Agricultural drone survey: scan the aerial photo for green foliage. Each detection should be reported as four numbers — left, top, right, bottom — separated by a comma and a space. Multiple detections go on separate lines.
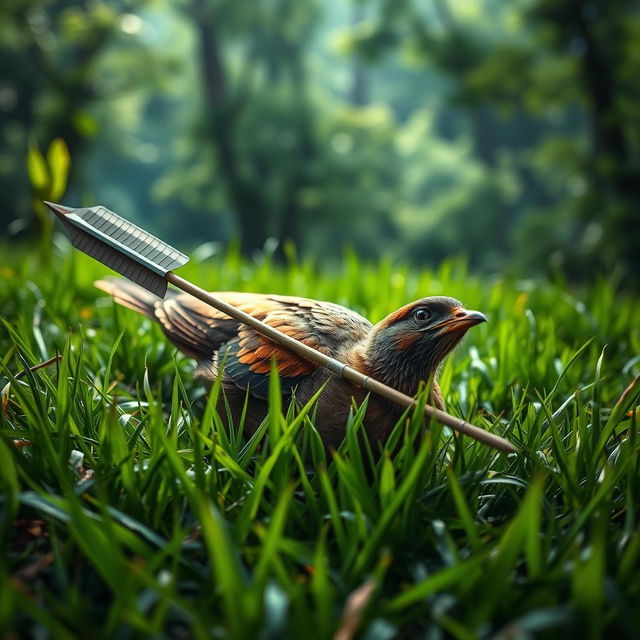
2, 0, 638, 280
347, 0, 640, 278
26, 137, 70, 259
1, 246, 639, 637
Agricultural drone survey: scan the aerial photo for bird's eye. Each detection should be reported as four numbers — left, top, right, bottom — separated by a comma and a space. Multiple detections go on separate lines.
414, 308, 430, 322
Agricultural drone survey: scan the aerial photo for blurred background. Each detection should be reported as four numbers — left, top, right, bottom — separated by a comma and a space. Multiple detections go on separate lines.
1, 0, 638, 281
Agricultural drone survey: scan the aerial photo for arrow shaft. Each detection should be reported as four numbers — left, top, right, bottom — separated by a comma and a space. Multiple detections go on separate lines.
166, 272, 515, 453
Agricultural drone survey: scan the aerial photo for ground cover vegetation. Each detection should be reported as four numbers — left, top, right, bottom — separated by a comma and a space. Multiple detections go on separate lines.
1, 246, 639, 638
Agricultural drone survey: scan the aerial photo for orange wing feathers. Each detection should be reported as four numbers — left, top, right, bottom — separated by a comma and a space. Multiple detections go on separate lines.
95, 278, 372, 399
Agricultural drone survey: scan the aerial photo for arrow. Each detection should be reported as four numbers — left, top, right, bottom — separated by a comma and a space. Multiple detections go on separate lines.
46, 201, 517, 453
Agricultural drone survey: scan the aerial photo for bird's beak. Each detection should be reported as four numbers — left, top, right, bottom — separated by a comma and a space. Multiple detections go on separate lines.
432, 308, 488, 335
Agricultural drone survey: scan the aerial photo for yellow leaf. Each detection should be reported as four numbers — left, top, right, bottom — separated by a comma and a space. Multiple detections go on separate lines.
27, 141, 50, 193
47, 138, 70, 201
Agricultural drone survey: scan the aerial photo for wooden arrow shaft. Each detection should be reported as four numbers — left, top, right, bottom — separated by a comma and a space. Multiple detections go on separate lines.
166, 272, 516, 453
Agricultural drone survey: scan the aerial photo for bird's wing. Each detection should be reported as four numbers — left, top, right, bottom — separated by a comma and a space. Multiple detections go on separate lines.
152, 290, 372, 397
153, 292, 274, 360
214, 294, 373, 397
95, 278, 372, 397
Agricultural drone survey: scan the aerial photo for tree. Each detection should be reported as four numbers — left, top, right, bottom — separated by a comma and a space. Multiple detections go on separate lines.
0, 0, 157, 234
343, 0, 640, 279
185, 0, 320, 253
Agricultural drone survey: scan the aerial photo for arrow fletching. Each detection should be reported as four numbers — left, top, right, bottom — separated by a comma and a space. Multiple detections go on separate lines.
44, 202, 188, 297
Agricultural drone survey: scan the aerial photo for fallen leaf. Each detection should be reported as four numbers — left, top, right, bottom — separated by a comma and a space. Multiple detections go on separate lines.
333, 579, 377, 640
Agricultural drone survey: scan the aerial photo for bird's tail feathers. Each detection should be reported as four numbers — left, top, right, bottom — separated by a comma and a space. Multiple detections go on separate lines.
94, 276, 166, 319
95, 277, 211, 360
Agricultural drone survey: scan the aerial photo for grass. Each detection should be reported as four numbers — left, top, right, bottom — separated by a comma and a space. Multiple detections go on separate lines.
1, 242, 639, 639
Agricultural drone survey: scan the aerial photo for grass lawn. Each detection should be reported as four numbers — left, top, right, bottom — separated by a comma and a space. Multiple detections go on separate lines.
1, 245, 639, 638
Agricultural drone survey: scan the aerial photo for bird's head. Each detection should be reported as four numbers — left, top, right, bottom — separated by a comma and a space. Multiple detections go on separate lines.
364, 296, 487, 395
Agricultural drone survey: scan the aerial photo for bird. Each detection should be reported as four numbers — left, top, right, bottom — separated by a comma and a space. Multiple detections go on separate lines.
95, 278, 487, 450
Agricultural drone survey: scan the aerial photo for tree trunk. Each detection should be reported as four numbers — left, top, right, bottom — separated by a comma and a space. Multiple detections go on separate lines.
350, 5, 368, 106
576, 16, 627, 161
194, 0, 268, 254
277, 52, 315, 251
575, 11, 639, 273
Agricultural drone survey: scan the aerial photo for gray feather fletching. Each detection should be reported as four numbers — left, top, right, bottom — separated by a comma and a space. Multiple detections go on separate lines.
45, 202, 189, 297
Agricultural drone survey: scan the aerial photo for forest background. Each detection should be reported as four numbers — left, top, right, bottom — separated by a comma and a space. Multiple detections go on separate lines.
1, 0, 638, 281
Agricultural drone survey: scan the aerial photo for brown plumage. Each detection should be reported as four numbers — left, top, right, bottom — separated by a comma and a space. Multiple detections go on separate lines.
95, 278, 487, 450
